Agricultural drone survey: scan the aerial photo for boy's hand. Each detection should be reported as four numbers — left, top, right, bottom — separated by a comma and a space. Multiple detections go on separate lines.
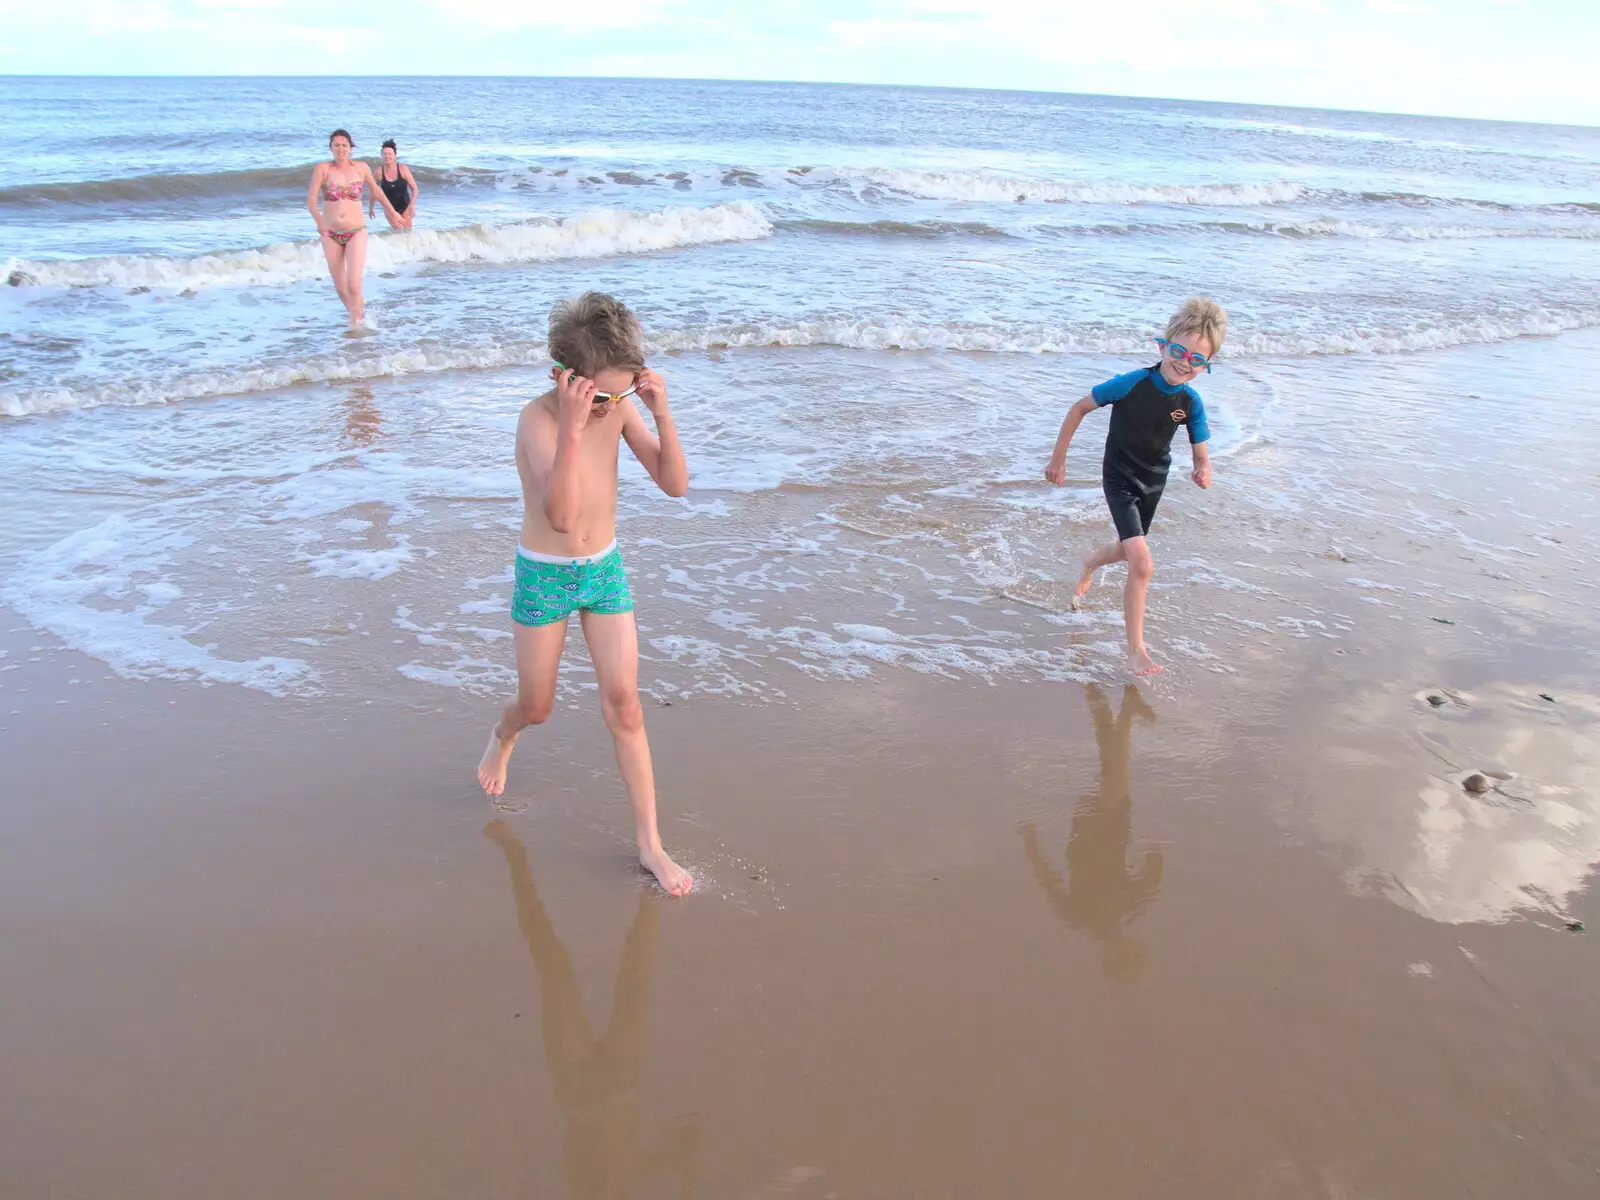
1191, 460, 1212, 489
636, 367, 669, 417
1043, 457, 1067, 486
554, 368, 597, 430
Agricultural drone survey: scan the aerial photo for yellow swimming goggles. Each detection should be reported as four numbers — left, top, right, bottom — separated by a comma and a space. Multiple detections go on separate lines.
552, 361, 640, 404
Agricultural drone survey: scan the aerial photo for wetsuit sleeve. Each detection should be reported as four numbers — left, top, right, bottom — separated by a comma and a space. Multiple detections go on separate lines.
1186, 389, 1211, 444
1091, 369, 1148, 407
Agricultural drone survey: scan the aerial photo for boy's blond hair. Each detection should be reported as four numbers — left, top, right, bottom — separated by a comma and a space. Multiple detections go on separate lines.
1164, 297, 1228, 352
549, 292, 646, 376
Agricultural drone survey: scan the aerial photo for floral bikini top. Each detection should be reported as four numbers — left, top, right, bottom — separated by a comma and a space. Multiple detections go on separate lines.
320, 174, 364, 202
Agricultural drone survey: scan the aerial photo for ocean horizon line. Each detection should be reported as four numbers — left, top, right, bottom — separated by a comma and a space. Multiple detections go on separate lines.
2, 73, 1595, 132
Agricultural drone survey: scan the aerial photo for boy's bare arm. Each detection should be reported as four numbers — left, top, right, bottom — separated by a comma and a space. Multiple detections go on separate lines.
1191, 440, 1212, 489
1044, 394, 1097, 485
541, 371, 596, 533
623, 368, 689, 498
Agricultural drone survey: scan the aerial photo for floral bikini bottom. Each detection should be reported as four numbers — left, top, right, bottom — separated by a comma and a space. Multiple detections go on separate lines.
324, 228, 361, 248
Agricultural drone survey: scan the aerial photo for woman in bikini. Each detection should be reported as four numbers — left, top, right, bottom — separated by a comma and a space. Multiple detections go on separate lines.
370, 139, 419, 231
306, 129, 398, 327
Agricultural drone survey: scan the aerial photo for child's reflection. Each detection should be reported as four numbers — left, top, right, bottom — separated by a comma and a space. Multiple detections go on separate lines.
485, 820, 700, 1198
340, 385, 383, 446
1020, 684, 1164, 984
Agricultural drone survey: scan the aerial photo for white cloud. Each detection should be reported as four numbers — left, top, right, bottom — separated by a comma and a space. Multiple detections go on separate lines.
418, 0, 684, 30
1363, 0, 1436, 13
2, 0, 1596, 125
190, 0, 285, 9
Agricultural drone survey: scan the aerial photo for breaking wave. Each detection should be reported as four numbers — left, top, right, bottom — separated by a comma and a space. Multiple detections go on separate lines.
4, 201, 773, 290
10, 309, 1600, 418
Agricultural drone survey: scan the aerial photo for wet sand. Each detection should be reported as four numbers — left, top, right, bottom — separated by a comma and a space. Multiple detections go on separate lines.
2, 575, 1597, 1199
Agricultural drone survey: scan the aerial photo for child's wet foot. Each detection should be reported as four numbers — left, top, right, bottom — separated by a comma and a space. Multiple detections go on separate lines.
1074, 555, 1097, 599
476, 726, 516, 797
1129, 649, 1166, 678
640, 847, 693, 897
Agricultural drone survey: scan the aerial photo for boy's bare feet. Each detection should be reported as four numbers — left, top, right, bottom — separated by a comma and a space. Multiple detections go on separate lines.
477, 726, 517, 796
1074, 553, 1098, 599
640, 846, 693, 897
1129, 648, 1166, 678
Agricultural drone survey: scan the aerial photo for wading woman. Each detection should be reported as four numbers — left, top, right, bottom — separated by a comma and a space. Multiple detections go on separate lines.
306, 129, 398, 327
371, 138, 419, 230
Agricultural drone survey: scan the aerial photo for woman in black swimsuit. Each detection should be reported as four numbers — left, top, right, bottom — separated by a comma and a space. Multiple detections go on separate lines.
371, 138, 418, 230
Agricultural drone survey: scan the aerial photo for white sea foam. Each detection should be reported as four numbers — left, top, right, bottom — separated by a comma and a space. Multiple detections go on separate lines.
9, 308, 1600, 420
827, 168, 1307, 207
303, 540, 416, 581
5, 201, 772, 291
654, 310, 1600, 358
651, 319, 1153, 355
1056, 216, 1600, 242
2, 513, 318, 696
0, 341, 550, 417
1232, 217, 1600, 241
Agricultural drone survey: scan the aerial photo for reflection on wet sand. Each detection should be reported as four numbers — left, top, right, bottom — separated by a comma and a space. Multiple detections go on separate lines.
1319, 682, 1600, 925
1021, 684, 1163, 983
485, 820, 700, 1199
340, 385, 383, 446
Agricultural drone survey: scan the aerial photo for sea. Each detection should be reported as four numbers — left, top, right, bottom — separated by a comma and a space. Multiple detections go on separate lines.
3, 77, 1599, 922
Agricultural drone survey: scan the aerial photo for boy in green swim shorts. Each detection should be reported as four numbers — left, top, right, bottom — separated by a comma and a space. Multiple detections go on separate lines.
476, 292, 693, 896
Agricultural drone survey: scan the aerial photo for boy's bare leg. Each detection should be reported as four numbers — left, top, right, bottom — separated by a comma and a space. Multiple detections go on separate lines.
580, 610, 692, 896
483, 819, 596, 1062
1120, 536, 1163, 677
478, 618, 568, 797
1075, 539, 1126, 600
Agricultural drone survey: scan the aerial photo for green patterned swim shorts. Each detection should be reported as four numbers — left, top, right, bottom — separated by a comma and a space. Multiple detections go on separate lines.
511, 542, 634, 628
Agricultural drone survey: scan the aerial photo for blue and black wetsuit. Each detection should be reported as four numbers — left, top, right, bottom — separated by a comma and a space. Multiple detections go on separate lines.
1091, 365, 1210, 542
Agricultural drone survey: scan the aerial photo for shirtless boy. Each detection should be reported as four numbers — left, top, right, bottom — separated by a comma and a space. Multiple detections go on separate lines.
476, 292, 692, 896
1044, 297, 1226, 677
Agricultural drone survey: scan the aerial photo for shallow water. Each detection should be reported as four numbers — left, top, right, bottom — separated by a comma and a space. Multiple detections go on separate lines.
2, 78, 1598, 934
5, 77, 1600, 417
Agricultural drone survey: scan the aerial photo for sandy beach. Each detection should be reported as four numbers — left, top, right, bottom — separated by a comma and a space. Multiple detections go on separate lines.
5, 76, 1600, 1198
4, 427, 1598, 1197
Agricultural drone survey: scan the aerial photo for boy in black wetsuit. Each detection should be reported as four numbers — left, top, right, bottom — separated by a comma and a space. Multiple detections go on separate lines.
1044, 298, 1226, 677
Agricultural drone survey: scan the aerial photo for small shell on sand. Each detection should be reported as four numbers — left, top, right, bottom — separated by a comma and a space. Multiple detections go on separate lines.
1463, 773, 1491, 794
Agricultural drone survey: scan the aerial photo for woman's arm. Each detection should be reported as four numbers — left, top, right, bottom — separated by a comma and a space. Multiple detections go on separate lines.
306, 164, 326, 231
399, 164, 418, 228
361, 163, 401, 224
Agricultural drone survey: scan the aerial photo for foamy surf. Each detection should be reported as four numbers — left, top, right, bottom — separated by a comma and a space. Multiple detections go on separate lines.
650, 309, 1600, 357
4, 201, 773, 291
825, 168, 1308, 207
2, 514, 320, 696
9, 306, 1600, 418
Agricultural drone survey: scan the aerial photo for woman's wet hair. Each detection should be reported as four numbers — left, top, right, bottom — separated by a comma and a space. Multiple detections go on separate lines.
381, 139, 398, 153
328, 128, 355, 149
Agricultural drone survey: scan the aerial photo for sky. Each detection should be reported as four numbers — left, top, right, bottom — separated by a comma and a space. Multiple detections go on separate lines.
2, 0, 1596, 126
